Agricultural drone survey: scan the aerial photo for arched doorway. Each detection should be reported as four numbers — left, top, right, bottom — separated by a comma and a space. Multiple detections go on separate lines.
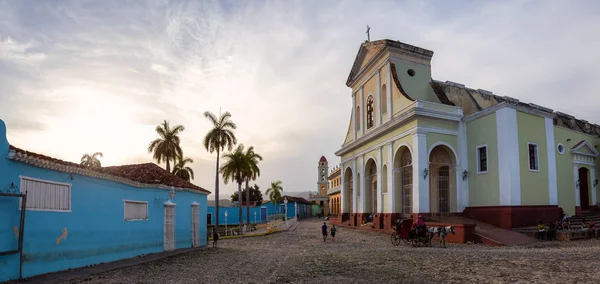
344, 167, 353, 213
579, 167, 590, 211
394, 146, 413, 216
429, 145, 457, 214
365, 159, 377, 214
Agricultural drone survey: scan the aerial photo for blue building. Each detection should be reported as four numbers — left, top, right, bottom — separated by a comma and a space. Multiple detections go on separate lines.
207, 195, 312, 225
0, 119, 210, 282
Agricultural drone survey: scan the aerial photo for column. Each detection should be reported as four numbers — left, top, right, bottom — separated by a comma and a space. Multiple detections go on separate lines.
359, 155, 366, 213
591, 166, 596, 206
545, 117, 558, 205
352, 159, 358, 213
574, 164, 580, 207
376, 70, 381, 127
457, 120, 469, 211
496, 107, 521, 206
341, 165, 347, 213
387, 143, 395, 213
352, 92, 357, 141
377, 146, 383, 212
386, 62, 392, 121
360, 87, 365, 136
412, 132, 430, 213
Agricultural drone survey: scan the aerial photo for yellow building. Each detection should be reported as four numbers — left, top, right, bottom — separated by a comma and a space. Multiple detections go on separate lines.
328, 166, 342, 217
335, 38, 600, 230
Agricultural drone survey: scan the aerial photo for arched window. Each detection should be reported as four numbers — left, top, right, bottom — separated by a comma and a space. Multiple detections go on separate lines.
381, 84, 387, 114
366, 95, 374, 129
355, 105, 360, 131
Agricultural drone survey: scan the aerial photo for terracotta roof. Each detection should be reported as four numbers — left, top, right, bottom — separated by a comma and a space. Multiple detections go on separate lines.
571, 140, 586, 149
263, 195, 312, 205
8, 145, 210, 194
319, 155, 327, 162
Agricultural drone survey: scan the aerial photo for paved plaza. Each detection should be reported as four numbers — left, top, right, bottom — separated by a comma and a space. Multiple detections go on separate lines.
66, 219, 600, 284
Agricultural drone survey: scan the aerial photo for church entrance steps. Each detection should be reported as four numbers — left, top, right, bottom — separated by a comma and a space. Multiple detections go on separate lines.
427, 215, 537, 246
512, 211, 600, 241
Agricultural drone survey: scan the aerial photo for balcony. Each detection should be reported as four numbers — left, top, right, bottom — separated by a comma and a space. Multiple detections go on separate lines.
327, 185, 341, 195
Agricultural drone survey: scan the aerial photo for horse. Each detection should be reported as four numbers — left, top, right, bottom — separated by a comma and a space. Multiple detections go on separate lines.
428, 225, 455, 248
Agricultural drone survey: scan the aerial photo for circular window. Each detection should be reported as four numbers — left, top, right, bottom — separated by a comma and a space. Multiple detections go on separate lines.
407, 69, 415, 77
557, 143, 565, 154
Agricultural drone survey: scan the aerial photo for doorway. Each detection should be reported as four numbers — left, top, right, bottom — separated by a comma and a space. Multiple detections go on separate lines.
164, 204, 175, 251
579, 167, 590, 211
191, 204, 199, 247
438, 166, 450, 213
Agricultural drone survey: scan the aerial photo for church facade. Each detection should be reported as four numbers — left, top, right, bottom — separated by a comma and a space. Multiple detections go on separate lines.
334, 39, 600, 230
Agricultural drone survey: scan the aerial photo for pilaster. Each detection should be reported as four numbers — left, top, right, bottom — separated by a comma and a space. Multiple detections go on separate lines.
386, 62, 392, 121
352, 92, 357, 141
545, 117, 558, 205
496, 107, 521, 206
341, 165, 347, 213
376, 70, 381, 127
457, 120, 468, 211
359, 155, 366, 213
387, 143, 395, 213
360, 87, 365, 136
412, 132, 429, 213
352, 159, 358, 213
377, 147, 383, 213
592, 166, 597, 206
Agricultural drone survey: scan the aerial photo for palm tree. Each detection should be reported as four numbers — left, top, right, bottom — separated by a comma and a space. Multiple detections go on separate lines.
172, 156, 195, 181
242, 146, 263, 226
266, 180, 283, 214
147, 120, 185, 173
80, 152, 103, 168
203, 110, 237, 228
219, 144, 248, 234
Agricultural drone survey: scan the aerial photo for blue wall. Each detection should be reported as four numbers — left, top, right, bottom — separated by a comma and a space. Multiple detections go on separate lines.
0, 119, 208, 282
207, 201, 311, 225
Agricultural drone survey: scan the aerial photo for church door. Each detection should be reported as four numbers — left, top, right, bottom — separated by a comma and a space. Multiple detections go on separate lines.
579, 167, 590, 211
438, 166, 450, 213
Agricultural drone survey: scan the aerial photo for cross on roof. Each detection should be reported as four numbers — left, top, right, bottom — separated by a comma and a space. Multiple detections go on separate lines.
366, 25, 370, 42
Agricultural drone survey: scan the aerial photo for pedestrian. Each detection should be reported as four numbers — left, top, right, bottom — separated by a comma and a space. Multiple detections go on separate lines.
330, 225, 336, 242
321, 222, 328, 242
212, 227, 220, 247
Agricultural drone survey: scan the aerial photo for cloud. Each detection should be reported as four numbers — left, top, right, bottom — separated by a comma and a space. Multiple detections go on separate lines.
1, 0, 600, 199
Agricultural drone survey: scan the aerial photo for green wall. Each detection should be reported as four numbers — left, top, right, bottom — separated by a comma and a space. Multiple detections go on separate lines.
554, 126, 600, 216
516, 112, 549, 205
467, 112, 499, 206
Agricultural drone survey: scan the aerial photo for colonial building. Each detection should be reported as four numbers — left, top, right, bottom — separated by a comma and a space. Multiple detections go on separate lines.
308, 156, 330, 216
335, 39, 600, 230
328, 165, 342, 216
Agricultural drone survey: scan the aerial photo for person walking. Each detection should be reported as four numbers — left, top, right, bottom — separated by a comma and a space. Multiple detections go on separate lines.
321, 222, 328, 242
330, 225, 337, 242
212, 227, 220, 247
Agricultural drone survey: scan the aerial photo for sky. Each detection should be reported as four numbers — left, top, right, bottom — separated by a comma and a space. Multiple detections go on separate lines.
1, 0, 600, 200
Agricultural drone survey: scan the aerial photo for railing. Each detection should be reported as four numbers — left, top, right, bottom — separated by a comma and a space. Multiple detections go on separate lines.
327, 185, 341, 195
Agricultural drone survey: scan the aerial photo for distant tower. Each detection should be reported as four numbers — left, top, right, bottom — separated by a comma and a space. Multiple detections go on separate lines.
317, 156, 329, 195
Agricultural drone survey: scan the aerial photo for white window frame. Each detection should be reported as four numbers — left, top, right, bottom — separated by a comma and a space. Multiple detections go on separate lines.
476, 144, 488, 174
123, 200, 149, 221
528, 142, 540, 172
557, 143, 565, 155
19, 175, 72, 212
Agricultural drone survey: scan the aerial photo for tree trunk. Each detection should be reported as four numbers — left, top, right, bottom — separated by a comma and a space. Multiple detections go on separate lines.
214, 148, 220, 228
238, 182, 243, 235
166, 158, 171, 173
245, 179, 250, 227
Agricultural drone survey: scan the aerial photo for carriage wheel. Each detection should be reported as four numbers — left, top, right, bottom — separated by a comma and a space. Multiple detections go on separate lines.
402, 237, 410, 245
391, 232, 401, 246
411, 239, 420, 247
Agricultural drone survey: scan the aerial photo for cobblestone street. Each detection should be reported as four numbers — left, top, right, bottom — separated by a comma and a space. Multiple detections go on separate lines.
69, 219, 600, 284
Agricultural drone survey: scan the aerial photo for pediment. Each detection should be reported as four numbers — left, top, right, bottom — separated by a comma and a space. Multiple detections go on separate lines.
345, 42, 386, 87
570, 140, 599, 157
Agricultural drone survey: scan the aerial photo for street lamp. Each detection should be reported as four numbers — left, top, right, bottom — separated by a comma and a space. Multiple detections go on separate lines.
284, 197, 288, 222
224, 210, 228, 237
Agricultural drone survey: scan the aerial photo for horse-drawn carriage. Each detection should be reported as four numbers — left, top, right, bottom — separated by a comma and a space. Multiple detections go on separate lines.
390, 218, 456, 248
390, 218, 431, 247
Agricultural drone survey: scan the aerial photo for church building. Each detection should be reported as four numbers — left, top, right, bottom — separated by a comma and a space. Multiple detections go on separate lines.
334, 39, 600, 230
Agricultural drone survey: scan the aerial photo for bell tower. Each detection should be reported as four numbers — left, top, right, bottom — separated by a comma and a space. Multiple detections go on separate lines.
317, 156, 329, 194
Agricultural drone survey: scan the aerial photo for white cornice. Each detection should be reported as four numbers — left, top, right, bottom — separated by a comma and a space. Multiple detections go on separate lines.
339, 126, 458, 165
464, 102, 554, 123
336, 101, 461, 157
8, 150, 209, 195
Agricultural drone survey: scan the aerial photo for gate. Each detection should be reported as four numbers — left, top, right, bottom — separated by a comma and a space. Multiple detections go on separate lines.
191, 204, 199, 247
163, 204, 175, 251
0, 183, 27, 279
260, 207, 267, 223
